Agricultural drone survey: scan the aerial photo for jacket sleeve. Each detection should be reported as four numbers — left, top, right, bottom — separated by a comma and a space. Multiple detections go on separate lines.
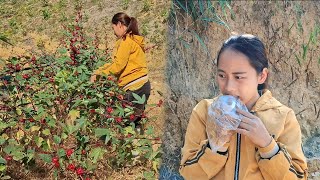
180, 100, 228, 180
257, 110, 308, 180
94, 39, 131, 76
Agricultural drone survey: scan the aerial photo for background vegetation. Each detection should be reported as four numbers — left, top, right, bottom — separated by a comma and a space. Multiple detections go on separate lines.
0, 0, 169, 179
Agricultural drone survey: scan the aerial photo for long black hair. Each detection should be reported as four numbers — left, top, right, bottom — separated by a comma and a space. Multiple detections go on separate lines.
112, 12, 140, 37
216, 34, 269, 90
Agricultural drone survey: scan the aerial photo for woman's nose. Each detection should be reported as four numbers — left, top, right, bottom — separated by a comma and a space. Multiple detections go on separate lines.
224, 79, 236, 95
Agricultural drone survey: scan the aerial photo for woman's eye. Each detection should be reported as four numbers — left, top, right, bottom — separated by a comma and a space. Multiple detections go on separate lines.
218, 74, 225, 78
235, 76, 244, 79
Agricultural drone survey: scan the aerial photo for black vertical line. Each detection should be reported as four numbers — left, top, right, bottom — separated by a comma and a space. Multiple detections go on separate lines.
234, 133, 241, 180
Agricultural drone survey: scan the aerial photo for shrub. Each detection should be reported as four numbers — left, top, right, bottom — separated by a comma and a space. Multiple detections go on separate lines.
0, 10, 161, 179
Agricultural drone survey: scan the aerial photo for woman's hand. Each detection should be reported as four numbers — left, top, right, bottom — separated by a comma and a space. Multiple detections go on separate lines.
236, 109, 272, 148
90, 74, 97, 83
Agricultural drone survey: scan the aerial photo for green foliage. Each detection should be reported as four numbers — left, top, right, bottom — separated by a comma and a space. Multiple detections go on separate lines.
122, 0, 130, 10
0, 10, 161, 179
141, 23, 149, 36
42, 8, 51, 20
143, 170, 155, 180
170, 0, 233, 54
132, 93, 146, 105
142, 0, 151, 12
293, 2, 304, 33
173, 0, 232, 29
294, 24, 320, 65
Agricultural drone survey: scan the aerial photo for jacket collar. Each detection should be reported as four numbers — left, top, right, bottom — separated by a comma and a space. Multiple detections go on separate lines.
250, 90, 283, 113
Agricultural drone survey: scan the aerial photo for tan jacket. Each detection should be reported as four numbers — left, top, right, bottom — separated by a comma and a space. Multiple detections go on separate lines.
180, 90, 308, 180
94, 34, 148, 91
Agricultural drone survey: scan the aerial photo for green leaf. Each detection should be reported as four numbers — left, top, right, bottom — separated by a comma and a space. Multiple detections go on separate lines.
26, 149, 35, 163
58, 47, 67, 54
175, 0, 188, 13
132, 92, 142, 102
39, 154, 52, 163
42, 129, 51, 136
45, 139, 52, 151
198, 0, 204, 15
0, 122, 9, 131
83, 100, 89, 106
115, 105, 125, 116
104, 135, 111, 144
88, 98, 98, 104
0, 165, 6, 172
53, 169, 59, 180
0, 136, 7, 145
57, 148, 66, 158
96, 93, 104, 98
179, 37, 191, 49
61, 133, 68, 139
145, 126, 154, 136
294, 53, 301, 65
67, 109, 80, 126
34, 136, 44, 147
7, 139, 18, 145
53, 135, 61, 144
302, 44, 308, 60
16, 108, 22, 115
12, 151, 25, 161
0, 157, 6, 164
71, 99, 82, 108
67, 123, 82, 135
132, 93, 145, 105
16, 129, 25, 140
31, 126, 41, 132
89, 147, 104, 164
143, 170, 155, 180
53, 169, 58, 179
94, 128, 110, 138
3, 145, 15, 154
190, 30, 208, 52
124, 126, 135, 135
0, 33, 12, 45
79, 135, 89, 144
139, 94, 146, 104
123, 108, 132, 113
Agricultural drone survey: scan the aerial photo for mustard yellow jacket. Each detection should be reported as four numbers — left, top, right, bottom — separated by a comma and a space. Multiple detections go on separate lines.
180, 90, 308, 180
94, 34, 148, 91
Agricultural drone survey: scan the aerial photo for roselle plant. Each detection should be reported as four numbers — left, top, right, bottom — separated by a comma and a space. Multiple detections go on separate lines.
0, 11, 161, 179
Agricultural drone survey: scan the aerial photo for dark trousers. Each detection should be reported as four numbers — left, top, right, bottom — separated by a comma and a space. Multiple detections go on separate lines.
125, 81, 151, 126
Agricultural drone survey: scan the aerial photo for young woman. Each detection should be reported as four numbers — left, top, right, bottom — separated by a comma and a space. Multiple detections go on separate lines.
179, 34, 308, 180
91, 12, 150, 125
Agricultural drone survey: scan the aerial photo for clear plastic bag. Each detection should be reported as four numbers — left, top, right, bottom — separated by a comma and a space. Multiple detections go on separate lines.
206, 95, 248, 152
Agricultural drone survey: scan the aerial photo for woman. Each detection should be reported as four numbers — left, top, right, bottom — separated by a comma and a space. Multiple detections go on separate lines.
179, 34, 308, 180
91, 12, 150, 126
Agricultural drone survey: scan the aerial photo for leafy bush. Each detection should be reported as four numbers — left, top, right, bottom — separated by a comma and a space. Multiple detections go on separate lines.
0, 10, 161, 179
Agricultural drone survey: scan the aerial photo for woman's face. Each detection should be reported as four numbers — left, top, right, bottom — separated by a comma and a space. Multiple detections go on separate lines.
216, 49, 268, 109
112, 22, 126, 38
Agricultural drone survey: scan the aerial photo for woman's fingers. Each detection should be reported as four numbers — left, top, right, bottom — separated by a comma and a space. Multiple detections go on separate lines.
236, 109, 256, 119
235, 128, 249, 135
90, 75, 96, 82
238, 121, 252, 131
235, 110, 272, 147
239, 115, 252, 124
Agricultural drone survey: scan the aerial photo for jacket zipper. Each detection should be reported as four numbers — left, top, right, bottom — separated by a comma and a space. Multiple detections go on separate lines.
234, 133, 241, 180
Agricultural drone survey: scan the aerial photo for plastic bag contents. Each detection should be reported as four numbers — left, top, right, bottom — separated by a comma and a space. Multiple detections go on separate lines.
206, 95, 248, 152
